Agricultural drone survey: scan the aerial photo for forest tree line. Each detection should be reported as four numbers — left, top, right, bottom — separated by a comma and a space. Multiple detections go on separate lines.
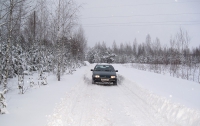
87, 28, 200, 64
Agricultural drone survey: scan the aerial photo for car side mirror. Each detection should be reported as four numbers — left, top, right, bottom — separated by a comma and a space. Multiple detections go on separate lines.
91, 69, 94, 71
115, 70, 118, 72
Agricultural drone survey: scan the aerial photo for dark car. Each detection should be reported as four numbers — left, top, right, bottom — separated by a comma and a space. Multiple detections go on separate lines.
91, 64, 118, 85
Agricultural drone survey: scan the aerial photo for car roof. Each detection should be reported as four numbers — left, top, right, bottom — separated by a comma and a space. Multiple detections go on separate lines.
95, 65, 114, 69
95, 64, 113, 67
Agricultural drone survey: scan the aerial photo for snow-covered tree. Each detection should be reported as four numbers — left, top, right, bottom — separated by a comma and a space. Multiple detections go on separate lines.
0, 89, 8, 114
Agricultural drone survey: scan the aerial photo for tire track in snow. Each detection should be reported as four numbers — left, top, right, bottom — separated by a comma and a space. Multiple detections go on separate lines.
80, 64, 114, 126
47, 64, 113, 126
117, 85, 157, 125
117, 76, 173, 126
82, 68, 138, 126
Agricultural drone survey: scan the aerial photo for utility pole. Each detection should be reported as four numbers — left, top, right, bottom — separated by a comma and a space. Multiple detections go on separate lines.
34, 11, 36, 41
57, 0, 61, 81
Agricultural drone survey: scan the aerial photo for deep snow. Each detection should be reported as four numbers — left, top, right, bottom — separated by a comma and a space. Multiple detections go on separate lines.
114, 64, 200, 110
0, 62, 200, 126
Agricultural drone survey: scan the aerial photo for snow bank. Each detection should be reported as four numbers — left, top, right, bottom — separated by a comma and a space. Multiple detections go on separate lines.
119, 74, 200, 126
113, 63, 200, 125
146, 91, 200, 126
114, 64, 200, 109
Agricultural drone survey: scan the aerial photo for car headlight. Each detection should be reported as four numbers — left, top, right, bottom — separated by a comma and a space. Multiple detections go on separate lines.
95, 75, 100, 78
111, 76, 116, 79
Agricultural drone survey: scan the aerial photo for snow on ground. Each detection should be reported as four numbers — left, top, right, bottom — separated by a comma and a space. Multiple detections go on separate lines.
115, 64, 200, 110
1, 62, 200, 126
113, 64, 200, 125
0, 65, 88, 126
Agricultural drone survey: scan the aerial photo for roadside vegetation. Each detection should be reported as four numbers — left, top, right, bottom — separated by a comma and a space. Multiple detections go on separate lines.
0, 0, 87, 89
0, 0, 87, 113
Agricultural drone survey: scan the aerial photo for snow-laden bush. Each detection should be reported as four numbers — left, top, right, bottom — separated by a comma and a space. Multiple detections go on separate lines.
18, 74, 28, 94
38, 71, 47, 85
0, 89, 8, 114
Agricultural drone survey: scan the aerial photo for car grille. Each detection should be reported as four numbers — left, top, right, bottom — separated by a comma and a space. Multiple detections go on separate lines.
100, 75, 110, 78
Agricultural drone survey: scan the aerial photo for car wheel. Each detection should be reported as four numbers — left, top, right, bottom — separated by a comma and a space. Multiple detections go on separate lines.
92, 79, 95, 84
113, 81, 117, 85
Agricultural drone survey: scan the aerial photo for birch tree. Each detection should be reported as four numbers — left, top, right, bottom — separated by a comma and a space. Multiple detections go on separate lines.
50, 0, 79, 81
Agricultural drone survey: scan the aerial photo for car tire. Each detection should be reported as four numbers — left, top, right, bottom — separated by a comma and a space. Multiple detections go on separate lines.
113, 81, 117, 85
92, 79, 95, 84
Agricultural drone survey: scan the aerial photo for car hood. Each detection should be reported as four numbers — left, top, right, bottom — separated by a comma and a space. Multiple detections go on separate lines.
93, 71, 116, 76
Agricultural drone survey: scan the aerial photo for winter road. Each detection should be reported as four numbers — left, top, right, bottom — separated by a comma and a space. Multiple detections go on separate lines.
46, 64, 174, 126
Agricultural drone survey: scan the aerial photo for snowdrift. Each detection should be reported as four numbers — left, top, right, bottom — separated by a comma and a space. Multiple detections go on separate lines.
121, 75, 200, 126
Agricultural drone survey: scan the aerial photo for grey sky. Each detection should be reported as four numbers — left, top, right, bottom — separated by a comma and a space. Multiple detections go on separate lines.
75, 0, 200, 48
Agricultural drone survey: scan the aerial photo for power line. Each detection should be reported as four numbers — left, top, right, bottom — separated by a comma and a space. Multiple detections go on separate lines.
84, 1, 200, 9
83, 20, 200, 26
82, 22, 200, 27
80, 13, 200, 19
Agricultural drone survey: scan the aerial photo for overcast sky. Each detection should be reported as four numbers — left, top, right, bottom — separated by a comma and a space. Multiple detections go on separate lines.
75, 0, 200, 48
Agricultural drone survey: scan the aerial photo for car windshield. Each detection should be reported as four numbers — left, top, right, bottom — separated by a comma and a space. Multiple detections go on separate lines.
94, 65, 114, 72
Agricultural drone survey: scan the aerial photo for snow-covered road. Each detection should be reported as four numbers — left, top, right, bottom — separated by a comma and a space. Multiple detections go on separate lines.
1, 63, 200, 126
47, 64, 174, 126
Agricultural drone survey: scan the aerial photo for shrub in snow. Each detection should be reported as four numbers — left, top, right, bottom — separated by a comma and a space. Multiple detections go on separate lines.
0, 89, 8, 114
18, 74, 27, 94
1, 76, 7, 91
38, 71, 47, 85
41, 76, 47, 85
29, 78, 35, 87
